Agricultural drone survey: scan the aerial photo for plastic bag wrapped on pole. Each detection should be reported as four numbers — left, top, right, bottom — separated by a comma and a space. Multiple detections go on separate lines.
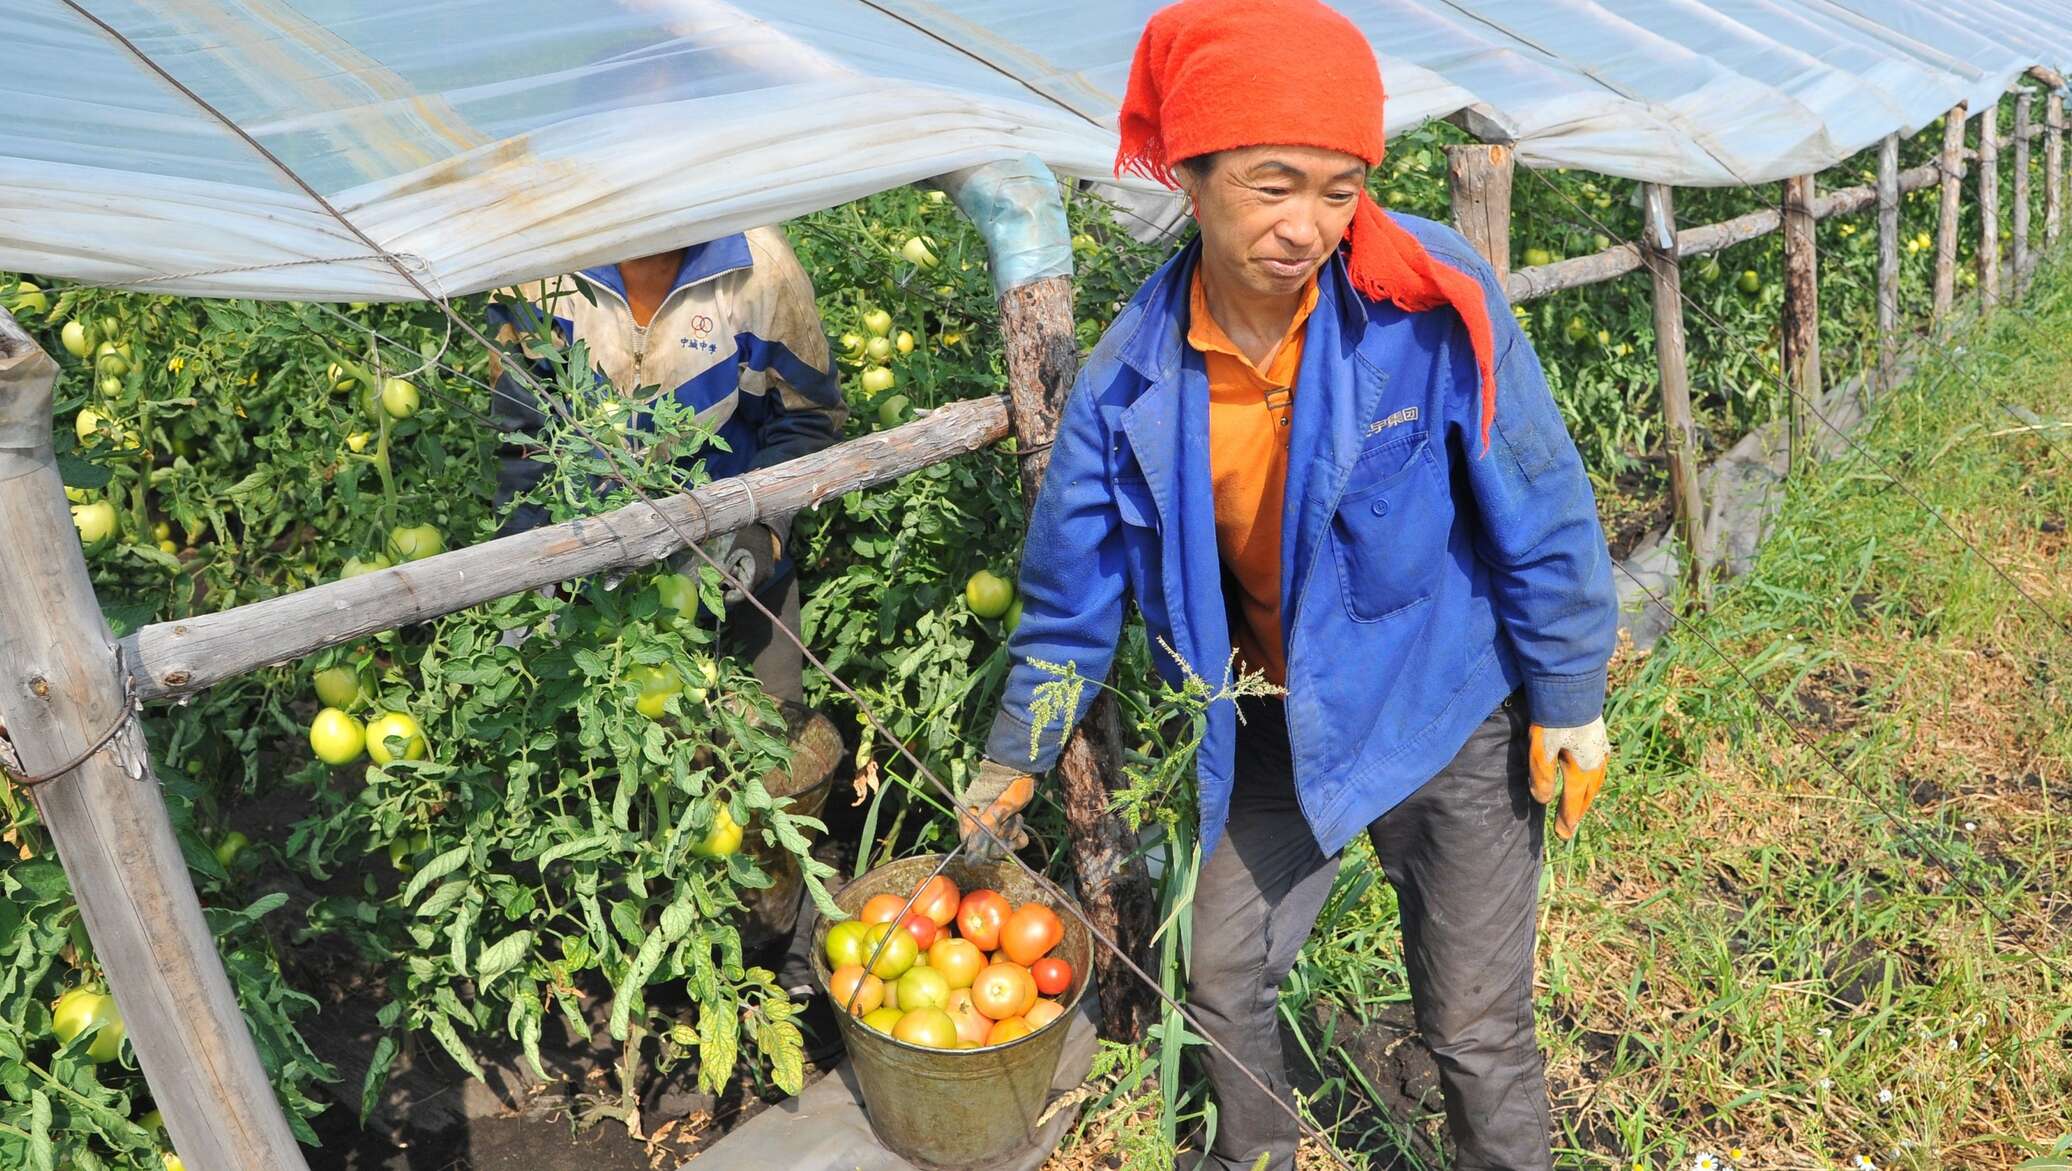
929, 157, 1074, 298
5, 0, 2072, 303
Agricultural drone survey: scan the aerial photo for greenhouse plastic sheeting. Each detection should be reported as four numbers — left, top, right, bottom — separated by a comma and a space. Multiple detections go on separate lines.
3, 0, 2070, 302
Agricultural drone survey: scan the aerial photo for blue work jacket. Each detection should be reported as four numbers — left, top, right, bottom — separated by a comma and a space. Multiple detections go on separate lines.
984, 213, 1618, 859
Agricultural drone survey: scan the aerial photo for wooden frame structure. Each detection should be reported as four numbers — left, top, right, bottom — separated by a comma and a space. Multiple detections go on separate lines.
1, 66, 2066, 1171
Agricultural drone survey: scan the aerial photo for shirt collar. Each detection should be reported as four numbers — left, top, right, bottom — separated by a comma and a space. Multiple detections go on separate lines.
1185, 266, 1320, 383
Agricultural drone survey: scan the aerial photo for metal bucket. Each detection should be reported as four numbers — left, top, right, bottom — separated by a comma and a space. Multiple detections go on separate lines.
811, 854, 1094, 1171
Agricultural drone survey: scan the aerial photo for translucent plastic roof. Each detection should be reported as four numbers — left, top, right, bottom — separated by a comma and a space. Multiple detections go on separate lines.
3, 0, 2068, 301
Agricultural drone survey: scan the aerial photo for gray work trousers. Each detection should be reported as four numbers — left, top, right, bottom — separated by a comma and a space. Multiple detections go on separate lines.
1187, 693, 1552, 1171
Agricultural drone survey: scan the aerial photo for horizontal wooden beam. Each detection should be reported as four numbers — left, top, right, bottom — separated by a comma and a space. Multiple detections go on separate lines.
2029, 65, 2066, 90
124, 395, 1013, 701
1508, 159, 1944, 302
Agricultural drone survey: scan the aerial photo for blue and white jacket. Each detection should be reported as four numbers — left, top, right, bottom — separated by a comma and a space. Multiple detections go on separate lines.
984, 213, 1619, 859
489, 226, 845, 532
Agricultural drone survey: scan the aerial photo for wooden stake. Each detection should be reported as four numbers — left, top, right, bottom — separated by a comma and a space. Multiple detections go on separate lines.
1446, 143, 1515, 286
996, 277, 1154, 1044
1980, 107, 2001, 307
2048, 92, 2065, 250
2013, 92, 2033, 297
1876, 134, 1900, 394
126, 396, 1013, 701
1641, 184, 1705, 598
1781, 174, 1821, 475
0, 310, 311, 1171
1935, 103, 1967, 324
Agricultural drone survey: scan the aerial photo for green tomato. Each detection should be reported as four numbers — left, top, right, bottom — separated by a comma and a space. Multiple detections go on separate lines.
364, 711, 427, 765
340, 553, 393, 579
71, 500, 118, 545
388, 830, 430, 872
313, 665, 368, 710
865, 335, 894, 363
1521, 247, 1554, 268
212, 830, 250, 869
895, 330, 915, 355
1697, 257, 1723, 283
1003, 596, 1024, 635
309, 707, 366, 765
689, 802, 744, 858
52, 987, 124, 1062
380, 377, 420, 419
900, 236, 939, 269
838, 331, 866, 359
326, 361, 357, 391
386, 523, 445, 562
75, 408, 106, 444
1737, 269, 1762, 296
863, 921, 918, 980
1563, 315, 1590, 344
862, 308, 894, 337
9, 280, 47, 314
826, 919, 873, 969
861, 366, 897, 397
875, 392, 912, 429
61, 320, 95, 359
965, 569, 1015, 619
896, 965, 951, 1012
655, 572, 697, 621
631, 664, 682, 719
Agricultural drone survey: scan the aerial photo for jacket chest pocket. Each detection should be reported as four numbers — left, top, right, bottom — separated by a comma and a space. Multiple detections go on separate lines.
1328, 437, 1445, 623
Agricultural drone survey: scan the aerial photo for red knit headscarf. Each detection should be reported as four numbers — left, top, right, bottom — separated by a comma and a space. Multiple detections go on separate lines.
1117, 0, 1499, 450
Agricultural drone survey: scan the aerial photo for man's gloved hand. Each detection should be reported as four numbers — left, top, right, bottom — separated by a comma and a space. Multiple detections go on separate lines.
702, 523, 782, 605
958, 759, 1035, 862
1528, 717, 1609, 841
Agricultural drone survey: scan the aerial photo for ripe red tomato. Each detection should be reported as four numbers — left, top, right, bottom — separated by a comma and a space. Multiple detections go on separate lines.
911, 875, 961, 927
1030, 956, 1072, 997
945, 989, 992, 1045
827, 965, 884, 1016
860, 893, 908, 925
970, 962, 1037, 1021
1000, 903, 1065, 967
956, 889, 1010, 951
898, 911, 938, 951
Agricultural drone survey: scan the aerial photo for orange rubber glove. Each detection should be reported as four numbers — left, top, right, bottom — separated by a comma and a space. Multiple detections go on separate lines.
958, 759, 1034, 862
1528, 717, 1609, 840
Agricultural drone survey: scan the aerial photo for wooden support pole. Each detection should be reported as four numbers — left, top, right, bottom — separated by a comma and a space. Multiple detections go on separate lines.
2014, 92, 2033, 297
1446, 143, 1515, 286
126, 395, 1012, 701
1876, 134, 1901, 395
1781, 174, 1821, 475
1980, 106, 2001, 307
995, 277, 1155, 1044
1640, 184, 1705, 598
0, 310, 312, 1171
1935, 103, 1967, 324
2048, 92, 2064, 249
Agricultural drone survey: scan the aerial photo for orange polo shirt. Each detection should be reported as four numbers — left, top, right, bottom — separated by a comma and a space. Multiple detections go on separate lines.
1186, 269, 1319, 688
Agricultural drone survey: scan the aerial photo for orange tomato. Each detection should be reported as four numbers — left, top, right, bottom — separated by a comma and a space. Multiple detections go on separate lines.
927, 937, 985, 989
911, 875, 962, 927
892, 1007, 959, 1049
1001, 903, 1064, 967
971, 962, 1037, 1021
985, 1017, 1033, 1046
1025, 998, 1064, 1030
827, 965, 884, 1016
945, 989, 992, 1045
1030, 956, 1072, 997
956, 889, 1010, 951
860, 893, 909, 925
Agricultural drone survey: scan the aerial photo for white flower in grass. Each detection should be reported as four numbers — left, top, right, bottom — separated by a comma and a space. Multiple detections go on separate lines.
1876, 1087, 1894, 1105
1817, 1026, 1832, 1038
1946, 1037, 1958, 1050
1854, 1157, 1878, 1170
1818, 1077, 1833, 1090
1692, 1154, 1721, 1171
1963, 821, 1977, 832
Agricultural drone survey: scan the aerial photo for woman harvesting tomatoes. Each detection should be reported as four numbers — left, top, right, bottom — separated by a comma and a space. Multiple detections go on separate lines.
955, 2, 1620, 1168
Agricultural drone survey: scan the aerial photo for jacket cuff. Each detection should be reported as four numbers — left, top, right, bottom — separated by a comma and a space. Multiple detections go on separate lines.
984, 708, 1065, 775
1522, 668, 1608, 728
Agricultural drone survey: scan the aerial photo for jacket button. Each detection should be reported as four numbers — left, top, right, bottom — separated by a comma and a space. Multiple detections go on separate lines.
1371, 498, 1389, 516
